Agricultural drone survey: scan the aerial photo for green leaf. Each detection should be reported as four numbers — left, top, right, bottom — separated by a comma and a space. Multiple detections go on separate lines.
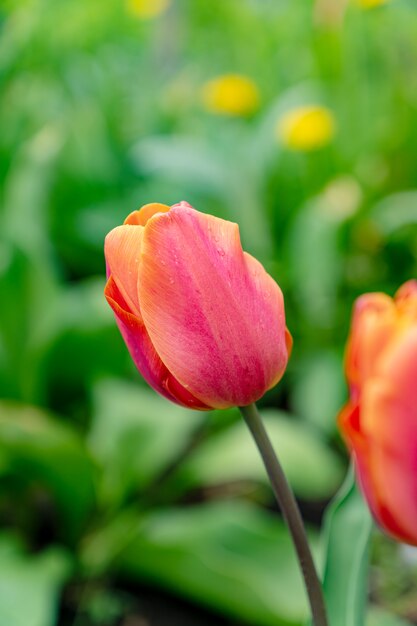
291, 351, 347, 434
41, 278, 129, 400
370, 191, 417, 235
322, 466, 373, 626
88, 378, 204, 506
0, 242, 60, 402
0, 402, 96, 541
131, 136, 226, 194
367, 608, 413, 626
176, 409, 344, 500
288, 194, 346, 328
0, 534, 72, 626
116, 501, 318, 626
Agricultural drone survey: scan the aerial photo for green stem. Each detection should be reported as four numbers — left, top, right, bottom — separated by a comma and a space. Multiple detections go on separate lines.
239, 403, 328, 626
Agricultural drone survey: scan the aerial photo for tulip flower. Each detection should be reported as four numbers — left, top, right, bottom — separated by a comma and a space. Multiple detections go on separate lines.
104, 201, 291, 411
104, 201, 329, 626
339, 280, 417, 545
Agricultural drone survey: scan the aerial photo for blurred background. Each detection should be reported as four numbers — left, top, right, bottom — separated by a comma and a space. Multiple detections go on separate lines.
1, 0, 417, 624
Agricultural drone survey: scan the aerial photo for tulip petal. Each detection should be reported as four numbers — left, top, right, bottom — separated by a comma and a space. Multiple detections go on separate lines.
339, 401, 382, 531
285, 328, 293, 358
338, 402, 363, 451
124, 202, 171, 226
138, 204, 289, 409
105, 276, 210, 410
355, 328, 417, 544
377, 326, 417, 400
345, 293, 397, 395
395, 279, 417, 318
361, 382, 417, 545
104, 225, 143, 318
395, 278, 417, 301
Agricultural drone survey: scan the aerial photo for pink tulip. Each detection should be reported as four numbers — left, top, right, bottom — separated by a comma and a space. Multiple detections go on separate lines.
339, 280, 417, 545
104, 201, 291, 410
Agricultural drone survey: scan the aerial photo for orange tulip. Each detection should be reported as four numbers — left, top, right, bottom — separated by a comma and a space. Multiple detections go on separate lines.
339, 280, 417, 544
104, 201, 292, 410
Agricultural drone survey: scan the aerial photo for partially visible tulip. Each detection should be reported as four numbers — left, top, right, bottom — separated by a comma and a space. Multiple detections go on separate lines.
339, 280, 417, 545
104, 201, 291, 411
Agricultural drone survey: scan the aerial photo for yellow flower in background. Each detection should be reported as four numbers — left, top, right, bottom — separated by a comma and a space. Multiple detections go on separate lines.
277, 105, 336, 151
354, 0, 389, 8
202, 74, 260, 117
126, 0, 170, 19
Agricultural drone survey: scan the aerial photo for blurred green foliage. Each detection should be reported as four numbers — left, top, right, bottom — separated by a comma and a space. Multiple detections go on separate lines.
1, 0, 417, 624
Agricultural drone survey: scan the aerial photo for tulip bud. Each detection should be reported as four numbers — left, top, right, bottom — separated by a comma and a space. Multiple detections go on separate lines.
104, 201, 292, 411
339, 280, 417, 545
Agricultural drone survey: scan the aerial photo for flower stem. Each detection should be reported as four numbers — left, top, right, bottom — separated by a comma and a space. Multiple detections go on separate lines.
239, 403, 328, 626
